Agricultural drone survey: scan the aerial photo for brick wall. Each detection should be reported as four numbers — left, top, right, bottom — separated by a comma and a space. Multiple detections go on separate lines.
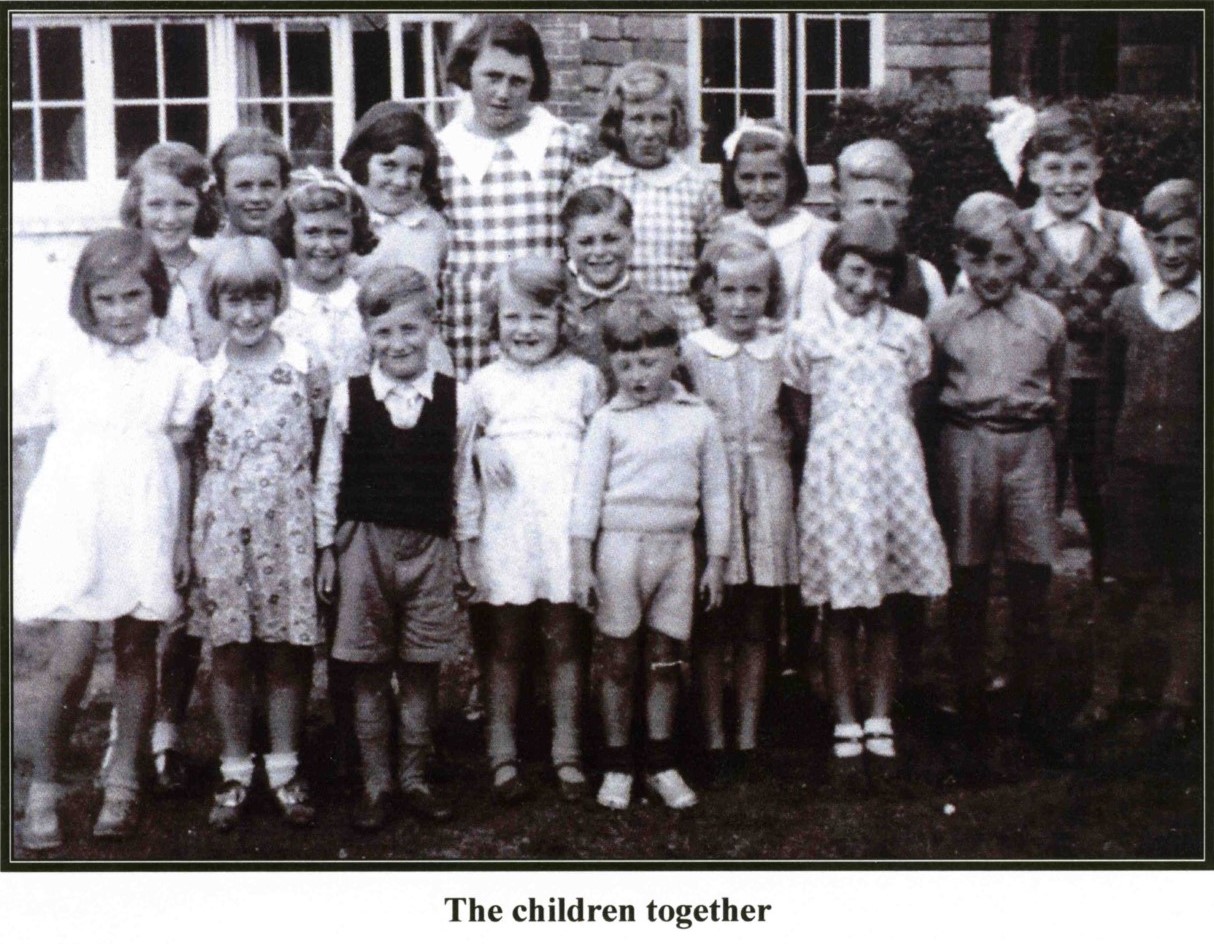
884, 12, 991, 96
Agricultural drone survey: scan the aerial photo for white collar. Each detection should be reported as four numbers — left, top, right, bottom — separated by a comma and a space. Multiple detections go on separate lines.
574, 270, 631, 300
685, 326, 781, 361
209, 333, 309, 381
1030, 198, 1103, 232
725, 208, 825, 251
368, 204, 434, 231
1144, 273, 1201, 304
370, 362, 434, 402
439, 106, 562, 186
96, 333, 159, 362
1141, 274, 1202, 331
288, 277, 360, 313
598, 153, 693, 188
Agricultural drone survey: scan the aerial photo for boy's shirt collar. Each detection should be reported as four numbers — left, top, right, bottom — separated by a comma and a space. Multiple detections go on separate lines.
606, 379, 698, 412
1030, 197, 1103, 233
370, 362, 434, 401
574, 270, 631, 301
1141, 274, 1201, 331
955, 286, 1034, 328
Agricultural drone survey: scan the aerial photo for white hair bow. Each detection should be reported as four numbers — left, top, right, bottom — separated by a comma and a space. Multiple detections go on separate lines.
985, 97, 1037, 188
721, 116, 787, 162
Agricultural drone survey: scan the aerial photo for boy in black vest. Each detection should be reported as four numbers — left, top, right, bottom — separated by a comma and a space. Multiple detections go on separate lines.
316, 266, 460, 830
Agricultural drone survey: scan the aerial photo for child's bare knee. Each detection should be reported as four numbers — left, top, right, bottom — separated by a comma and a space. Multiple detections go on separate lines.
600, 636, 636, 684
645, 631, 683, 676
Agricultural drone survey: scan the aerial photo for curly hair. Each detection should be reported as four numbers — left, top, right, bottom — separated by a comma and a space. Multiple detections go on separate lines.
340, 102, 444, 211
482, 256, 568, 346
119, 142, 223, 238
271, 169, 379, 260
68, 229, 171, 335
597, 61, 691, 157
445, 15, 551, 102
691, 230, 785, 323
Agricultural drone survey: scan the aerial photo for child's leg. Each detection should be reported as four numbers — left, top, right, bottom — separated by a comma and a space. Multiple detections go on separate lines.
889, 592, 928, 700
1076, 578, 1144, 727
210, 644, 255, 779
694, 601, 729, 753
486, 605, 528, 784
396, 660, 439, 787
350, 661, 395, 800
735, 587, 781, 752
599, 634, 638, 756
1004, 560, 1052, 736
154, 627, 202, 754
782, 588, 816, 676
542, 603, 587, 778
31, 620, 99, 786
263, 643, 312, 783
823, 607, 860, 727
643, 629, 697, 808
104, 617, 160, 794
866, 601, 898, 724
1065, 379, 1105, 580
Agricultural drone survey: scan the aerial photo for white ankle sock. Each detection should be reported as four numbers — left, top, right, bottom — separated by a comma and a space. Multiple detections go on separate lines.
220, 755, 257, 787
263, 752, 299, 790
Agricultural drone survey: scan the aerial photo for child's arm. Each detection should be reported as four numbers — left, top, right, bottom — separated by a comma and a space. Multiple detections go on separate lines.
1099, 292, 1129, 471
167, 361, 210, 591
314, 383, 348, 604
569, 412, 613, 610
698, 413, 731, 610
171, 440, 193, 590
1117, 215, 1160, 286
1047, 316, 1070, 452
454, 379, 487, 590
919, 258, 949, 316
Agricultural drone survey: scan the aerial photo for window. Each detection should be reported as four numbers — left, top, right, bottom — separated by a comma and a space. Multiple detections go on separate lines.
11, 25, 86, 181
350, 14, 463, 127
690, 13, 884, 164
112, 21, 210, 177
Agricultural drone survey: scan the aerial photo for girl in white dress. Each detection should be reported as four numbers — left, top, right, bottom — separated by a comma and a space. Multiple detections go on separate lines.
456, 257, 605, 802
17, 230, 207, 849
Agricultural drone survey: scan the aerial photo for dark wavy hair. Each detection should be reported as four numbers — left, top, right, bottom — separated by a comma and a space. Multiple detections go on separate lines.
445, 15, 550, 102
721, 120, 809, 211
119, 142, 223, 238
559, 185, 634, 234
820, 209, 907, 296
340, 102, 444, 211
68, 229, 171, 335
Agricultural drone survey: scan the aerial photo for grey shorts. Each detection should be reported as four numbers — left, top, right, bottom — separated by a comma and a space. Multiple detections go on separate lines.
331, 521, 459, 664
594, 531, 696, 641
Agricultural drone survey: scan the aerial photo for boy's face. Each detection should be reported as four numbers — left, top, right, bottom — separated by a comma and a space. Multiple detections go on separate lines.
837, 179, 909, 234
567, 211, 633, 289
610, 344, 678, 406
1027, 147, 1101, 220
366, 299, 434, 381
1146, 217, 1200, 288
957, 226, 1026, 306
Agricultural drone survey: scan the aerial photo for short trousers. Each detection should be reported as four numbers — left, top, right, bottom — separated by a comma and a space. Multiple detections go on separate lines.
331, 521, 459, 665
938, 423, 1056, 567
1104, 460, 1202, 584
594, 531, 696, 641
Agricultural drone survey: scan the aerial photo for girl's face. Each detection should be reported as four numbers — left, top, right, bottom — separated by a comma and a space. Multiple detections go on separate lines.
1146, 217, 1200, 288
367, 300, 433, 381
364, 144, 426, 217
469, 45, 534, 135
621, 95, 673, 169
713, 256, 771, 342
293, 208, 354, 290
222, 154, 284, 235
217, 286, 278, 350
567, 212, 633, 289
734, 150, 789, 226
139, 172, 200, 260
90, 270, 155, 347
833, 252, 892, 317
497, 283, 560, 367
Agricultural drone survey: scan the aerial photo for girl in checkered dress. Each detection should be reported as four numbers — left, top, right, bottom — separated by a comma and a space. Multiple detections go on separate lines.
437, 16, 584, 380
784, 211, 948, 781
573, 61, 723, 337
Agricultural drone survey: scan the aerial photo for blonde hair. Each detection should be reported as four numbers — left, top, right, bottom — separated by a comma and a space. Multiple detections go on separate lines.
597, 61, 691, 156
202, 236, 289, 319
836, 138, 913, 193
691, 230, 785, 322
483, 256, 568, 341
952, 192, 1026, 253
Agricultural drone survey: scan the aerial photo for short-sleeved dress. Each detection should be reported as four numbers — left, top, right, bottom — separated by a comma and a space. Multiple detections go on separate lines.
439, 106, 581, 379
14, 330, 208, 623
350, 204, 449, 289
784, 300, 949, 609
455, 352, 605, 606
681, 328, 798, 587
190, 336, 321, 646
571, 154, 723, 336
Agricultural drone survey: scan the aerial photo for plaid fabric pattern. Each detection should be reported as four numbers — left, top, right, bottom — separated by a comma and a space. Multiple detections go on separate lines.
572, 154, 723, 305
439, 123, 580, 379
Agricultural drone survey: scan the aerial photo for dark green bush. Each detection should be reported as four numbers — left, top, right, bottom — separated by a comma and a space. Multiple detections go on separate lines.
819, 87, 1202, 285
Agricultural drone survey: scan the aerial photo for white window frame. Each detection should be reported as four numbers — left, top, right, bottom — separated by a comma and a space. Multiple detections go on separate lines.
385, 13, 466, 129
794, 11, 886, 151
11, 20, 89, 183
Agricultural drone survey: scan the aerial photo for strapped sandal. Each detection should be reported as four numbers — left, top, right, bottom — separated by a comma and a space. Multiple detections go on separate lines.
490, 760, 531, 805
554, 763, 589, 802
863, 717, 896, 759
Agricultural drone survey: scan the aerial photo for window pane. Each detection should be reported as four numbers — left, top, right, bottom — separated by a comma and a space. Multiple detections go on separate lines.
166, 105, 209, 153
116, 105, 160, 178
238, 102, 283, 136
700, 17, 735, 90
739, 19, 775, 89
13, 109, 34, 180
804, 18, 836, 91
289, 102, 334, 168
12, 29, 32, 102
840, 18, 871, 89
803, 96, 833, 163
432, 21, 454, 95
39, 27, 83, 101
236, 23, 282, 98
113, 26, 158, 100
164, 25, 208, 98
699, 92, 737, 164
354, 25, 391, 118
287, 24, 331, 96
739, 93, 776, 120
401, 23, 425, 99
42, 107, 86, 179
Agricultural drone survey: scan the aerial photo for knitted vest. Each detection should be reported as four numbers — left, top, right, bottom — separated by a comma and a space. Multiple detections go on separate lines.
1017, 207, 1134, 378
337, 373, 456, 536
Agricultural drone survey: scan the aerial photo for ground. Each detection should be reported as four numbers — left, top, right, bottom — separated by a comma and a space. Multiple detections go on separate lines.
8, 512, 1204, 863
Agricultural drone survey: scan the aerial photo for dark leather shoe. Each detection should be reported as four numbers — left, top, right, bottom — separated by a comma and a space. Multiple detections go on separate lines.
401, 784, 453, 823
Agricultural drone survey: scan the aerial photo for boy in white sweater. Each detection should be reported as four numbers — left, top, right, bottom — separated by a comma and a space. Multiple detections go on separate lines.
571, 294, 730, 811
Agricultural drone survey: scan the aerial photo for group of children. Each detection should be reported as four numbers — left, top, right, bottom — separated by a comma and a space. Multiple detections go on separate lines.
14, 14, 1201, 853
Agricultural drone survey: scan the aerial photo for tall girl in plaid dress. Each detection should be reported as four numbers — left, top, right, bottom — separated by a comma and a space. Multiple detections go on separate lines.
437, 15, 584, 380
573, 61, 723, 336
784, 211, 948, 779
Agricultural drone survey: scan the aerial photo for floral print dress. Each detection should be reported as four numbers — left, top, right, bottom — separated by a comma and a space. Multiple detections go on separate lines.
190, 336, 321, 646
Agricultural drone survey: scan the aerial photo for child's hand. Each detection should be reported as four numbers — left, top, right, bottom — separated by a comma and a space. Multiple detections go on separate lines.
570, 538, 597, 612
173, 532, 192, 591
316, 547, 338, 604
700, 556, 726, 611
457, 539, 480, 591
476, 438, 514, 489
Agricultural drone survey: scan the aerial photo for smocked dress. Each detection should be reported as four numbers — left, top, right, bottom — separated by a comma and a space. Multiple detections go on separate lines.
438, 106, 581, 379
190, 337, 321, 646
784, 300, 949, 608
681, 328, 798, 587
455, 352, 605, 605
13, 330, 208, 623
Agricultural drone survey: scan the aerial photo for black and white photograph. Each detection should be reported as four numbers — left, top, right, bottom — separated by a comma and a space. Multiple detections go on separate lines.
5, 2, 1207, 902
